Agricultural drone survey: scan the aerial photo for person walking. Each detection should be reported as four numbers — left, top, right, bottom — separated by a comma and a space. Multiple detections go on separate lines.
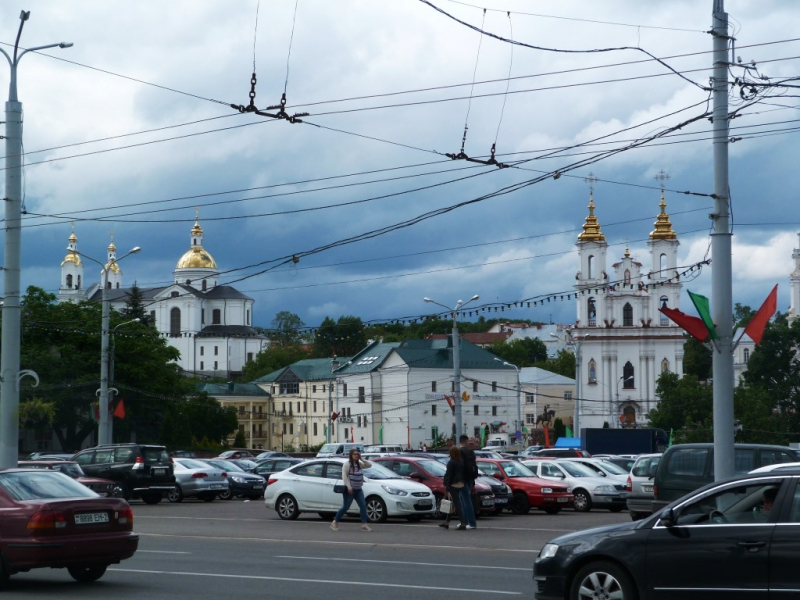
331, 449, 373, 532
459, 434, 478, 530
441, 445, 467, 530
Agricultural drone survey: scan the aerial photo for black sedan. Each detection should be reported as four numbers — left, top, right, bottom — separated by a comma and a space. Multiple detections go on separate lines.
533, 468, 800, 600
253, 457, 304, 478
201, 459, 266, 500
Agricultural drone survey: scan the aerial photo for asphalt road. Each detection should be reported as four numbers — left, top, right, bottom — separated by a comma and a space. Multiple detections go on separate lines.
7, 498, 630, 599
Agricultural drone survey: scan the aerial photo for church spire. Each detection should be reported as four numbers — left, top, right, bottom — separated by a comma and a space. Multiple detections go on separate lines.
577, 193, 606, 242
650, 191, 677, 240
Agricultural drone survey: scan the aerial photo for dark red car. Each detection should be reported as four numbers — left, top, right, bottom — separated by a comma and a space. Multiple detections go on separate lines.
0, 468, 138, 584
373, 455, 496, 516
217, 450, 255, 460
18, 461, 120, 497
476, 458, 573, 514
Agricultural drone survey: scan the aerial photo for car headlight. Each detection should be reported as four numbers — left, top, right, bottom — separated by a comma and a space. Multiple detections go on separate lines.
231, 476, 247, 483
594, 485, 615, 493
540, 543, 559, 559
504, 484, 512, 494
541, 487, 553, 494
381, 485, 408, 496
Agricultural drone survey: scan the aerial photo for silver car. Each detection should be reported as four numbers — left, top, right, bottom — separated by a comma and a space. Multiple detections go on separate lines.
625, 453, 661, 520
169, 458, 229, 503
523, 459, 626, 512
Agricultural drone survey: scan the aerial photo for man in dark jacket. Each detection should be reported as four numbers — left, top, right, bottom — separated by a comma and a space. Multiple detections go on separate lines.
459, 434, 478, 529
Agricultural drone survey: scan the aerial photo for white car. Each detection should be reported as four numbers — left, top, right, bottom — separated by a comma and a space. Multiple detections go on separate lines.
560, 457, 630, 484
264, 458, 436, 522
522, 459, 626, 513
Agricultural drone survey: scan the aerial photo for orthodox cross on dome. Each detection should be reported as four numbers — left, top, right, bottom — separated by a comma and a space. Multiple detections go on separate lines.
654, 169, 670, 190
584, 172, 599, 194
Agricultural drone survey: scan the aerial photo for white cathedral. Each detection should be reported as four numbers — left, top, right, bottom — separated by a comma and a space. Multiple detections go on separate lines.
58, 217, 269, 377
572, 191, 686, 429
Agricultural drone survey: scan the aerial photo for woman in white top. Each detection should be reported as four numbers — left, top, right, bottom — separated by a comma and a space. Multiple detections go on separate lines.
331, 449, 373, 531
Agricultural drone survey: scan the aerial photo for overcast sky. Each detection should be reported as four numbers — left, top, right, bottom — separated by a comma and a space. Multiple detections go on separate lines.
2, 0, 798, 332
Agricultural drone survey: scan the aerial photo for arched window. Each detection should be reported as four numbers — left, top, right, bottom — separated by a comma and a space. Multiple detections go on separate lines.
623, 303, 633, 326
624, 269, 631, 286
171, 291, 179, 298
212, 309, 222, 325
170, 307, 181, 337
77, 275, 81, 289
66, 274, 73, 288
116, 282, 120, 289
587, 255, 594, 279
587, 297, 597, 327
660, 253, 667, 272
623, 362, 634, 388
661, 358, 670, 373
588, 359, 597, 383
660, 295, 669, 326
106, 280, 112, 289
743, 348, 750, 363
622, 405, 636, 426
202, 279, 207, 291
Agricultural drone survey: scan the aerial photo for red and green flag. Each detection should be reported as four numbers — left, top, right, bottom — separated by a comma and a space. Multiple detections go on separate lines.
744, 284, 778, 345
659, 307, 711, 343
687, 291, 719, 340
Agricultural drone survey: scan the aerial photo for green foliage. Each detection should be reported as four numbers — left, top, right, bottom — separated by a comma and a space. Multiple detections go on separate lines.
122, 283, 149, 325
19, 397, 56, 428
270, 311, 305, 347
311, 315, 367, 358
733, 302, 756, 329
537, 349, 576, 379
241, 345, 311, 381
553, 417, 566, 439
160, 392, 238, 447
234, 429, 247, 448
683, 337, 712, 381
489, 337, 548, 367
647, 372, 713, 437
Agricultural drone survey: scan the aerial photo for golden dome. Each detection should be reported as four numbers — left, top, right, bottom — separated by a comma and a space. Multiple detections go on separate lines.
108, 241, 116, 252
69, 232, 77, 243
577, 193, 606, 242
61, 252, 81, 267
104, 262, 121, 274
650, 192, 677, 240
176, 247, 217, 269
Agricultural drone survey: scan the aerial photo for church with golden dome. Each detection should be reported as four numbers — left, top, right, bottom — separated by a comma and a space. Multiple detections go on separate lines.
58, 216, 268, 377
571, 188, 685, 430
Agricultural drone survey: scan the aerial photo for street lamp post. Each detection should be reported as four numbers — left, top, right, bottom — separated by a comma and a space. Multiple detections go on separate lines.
494, 358, 521, 449
0, 12, 72, 468
616, 375, 634, 428
327, 357, 339, 444
556, 329, 585, 437
77, 247, 141, 445
108, 318, 140, 443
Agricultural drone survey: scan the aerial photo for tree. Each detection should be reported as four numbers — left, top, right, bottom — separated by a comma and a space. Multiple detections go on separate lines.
536, 349, 576, 379
489, 338, 548, 367
270, 311, 305, 347
160, 392, 239, 447
647, 372, 713, 443
241, 345, 311, 381
234, 429, 247, 448
682, 337, 712, 381
123, 283, 149, 324
312, 315, 366, 358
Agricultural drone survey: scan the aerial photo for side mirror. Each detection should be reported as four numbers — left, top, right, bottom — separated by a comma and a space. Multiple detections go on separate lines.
658, 507, 676, 528
554, 472, 566, 479
492, 473, 504, 480
409, 472, 423, 480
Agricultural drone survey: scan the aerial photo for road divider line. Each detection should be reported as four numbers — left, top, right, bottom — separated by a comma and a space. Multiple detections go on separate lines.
275, 555, 528, 571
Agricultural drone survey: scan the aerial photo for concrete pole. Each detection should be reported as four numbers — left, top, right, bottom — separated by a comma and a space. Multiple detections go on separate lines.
99, 271, 111, 445
452, 317, 463, 441
573, 332, 582, 437
711, 0, 735, 481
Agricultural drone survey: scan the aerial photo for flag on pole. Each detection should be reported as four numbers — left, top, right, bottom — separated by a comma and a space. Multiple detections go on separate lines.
379, 426, 383, 444
444, 394, 455, 413
668, 428, 673, 447
565, 426, 573, 437
744, 284, 778, 345
113, 399, 126, 419
659, 307, 712, 343
688, 291, 719, 340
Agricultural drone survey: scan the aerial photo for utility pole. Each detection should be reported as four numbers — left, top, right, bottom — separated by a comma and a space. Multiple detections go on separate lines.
0, 13, 71, 468
711, 0, 735, 481
327, 357, 339, 444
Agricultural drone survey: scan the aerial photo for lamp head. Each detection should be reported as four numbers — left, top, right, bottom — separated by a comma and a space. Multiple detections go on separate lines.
20, 10, 30, 21
423, 297, 432, 303
59, 42, 74, 48
131, 246, 141, 254
470, 294, 480, 301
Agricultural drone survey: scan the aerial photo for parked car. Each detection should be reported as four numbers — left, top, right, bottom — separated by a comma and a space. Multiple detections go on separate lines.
253, 457, 305, 477
264, 458, 436, 522
476, 458, 573, 514
255, 451, 290, 460
170, 450, 197, 458
0, 468, 137, 584
168, 458, 229, 503
477, 474, 513, 514
72, 443, 175, 504
519, 445, 544, 457
18, 460, 120, 498
217, 450, 255, 460
533, 467, 800, 600
372, 455, 496, 517
560, 457, 630, 484
230, 458, 259, 472
625, 453, 661, 520
202, 459, 266, 499
523, 459, 626, 513
473, 450, 504, 459
364, 445, 404, 455
315, 442, 364, 458
526, 448, 591, 459
652, 442, 799, 513
26, 452, 74, 461
594, 455, 637, 472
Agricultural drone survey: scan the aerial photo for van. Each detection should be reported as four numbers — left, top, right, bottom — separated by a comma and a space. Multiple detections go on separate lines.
315, 442, 365, 458
652, 442, 798, 512
363, 445, 403, 455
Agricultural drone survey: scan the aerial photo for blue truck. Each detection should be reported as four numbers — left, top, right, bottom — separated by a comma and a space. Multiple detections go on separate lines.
580, 428, 668, 456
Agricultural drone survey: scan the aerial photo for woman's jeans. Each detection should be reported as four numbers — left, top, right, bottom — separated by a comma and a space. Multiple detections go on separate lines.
335, 488, 368, 523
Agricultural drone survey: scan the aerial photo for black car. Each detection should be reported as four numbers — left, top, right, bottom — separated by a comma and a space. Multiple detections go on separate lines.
526, 448, 591, 459
254, 451, 290, 460
478, 474, 512, 514
72, 443, 176, 504
253, 457, 305, 477
533, 468, 800, 599
202, 459, 266, 500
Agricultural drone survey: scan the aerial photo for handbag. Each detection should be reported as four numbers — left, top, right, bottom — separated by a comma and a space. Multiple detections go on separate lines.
440, 497, 455, 515
334, 484, 347, 494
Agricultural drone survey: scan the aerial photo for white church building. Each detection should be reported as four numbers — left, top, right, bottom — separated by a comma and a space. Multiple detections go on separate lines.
58, 217, 269, 377
572, 191, 686, 430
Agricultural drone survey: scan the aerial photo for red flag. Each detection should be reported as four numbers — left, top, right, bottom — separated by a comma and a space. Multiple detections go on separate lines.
113, 399, 126, 419
330, 411, 339, 422
350, 427, 354, 443
744, 284, 778, 345
444, 394, 454, 412
659, 307, 711, 342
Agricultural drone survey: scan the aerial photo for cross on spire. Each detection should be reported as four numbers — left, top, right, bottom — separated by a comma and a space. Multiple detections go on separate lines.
584, 172, 598, 194
654, 169, 670, 190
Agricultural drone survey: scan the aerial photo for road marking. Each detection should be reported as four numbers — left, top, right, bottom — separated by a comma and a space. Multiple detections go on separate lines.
109, 568, 522, 594
139, 532, 538, 553
276, 555, 528, 571
137, 550, 191, 554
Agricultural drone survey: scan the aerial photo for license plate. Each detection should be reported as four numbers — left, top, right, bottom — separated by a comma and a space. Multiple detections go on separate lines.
253, 484, 264, 490
211, 484, 224, 489
482, 500, 494, 507
642, 485, 653, 493
152, 467, 166, 475
75, 512, 109, 525
557, 497, 569, 503
417, 500, 433, 506
495, 497, 508, 504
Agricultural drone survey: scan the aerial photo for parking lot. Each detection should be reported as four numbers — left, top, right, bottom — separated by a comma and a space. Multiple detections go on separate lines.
7, 497, 630, 599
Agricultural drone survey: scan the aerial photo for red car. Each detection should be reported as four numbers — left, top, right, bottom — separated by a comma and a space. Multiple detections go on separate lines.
373, 455, 496, 516
0, 468, 138, 584
18, 461, 120, 497
217, 450, 255, 460
476, 458, 573, 514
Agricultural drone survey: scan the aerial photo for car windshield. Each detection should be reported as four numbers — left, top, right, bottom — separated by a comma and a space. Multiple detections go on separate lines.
207, 460, 243, 472
559, 461, 597, 477
318, 444, 338, 454
178, 458, 212, 470
499, 461, 535, 478
235, 459, 257, 469
596, 461, 628, 475
0, 471, 97, 500
417, 459, 447, 476
57, 463, 85, 478
362, 462, 403, 480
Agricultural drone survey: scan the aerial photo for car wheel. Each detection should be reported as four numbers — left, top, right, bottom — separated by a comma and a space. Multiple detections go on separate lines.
141, 493, 162, 505
0, 553, 11, 588
201, 494, 215, 503
609, 506, 624, 513
406, 514, 424, 522
276, 494, 300, 520
218, 488, 234, 501
247, 494, 263, 500
573, 489, 592, 512
629, 511, 643, 521
111, 483, 125, 499
543, 506, 561, 515
510, 492, 530, 515
168, 486, 183, 503
493, 505, 505, 515
365, 496, 388, 523
569, 561, 637, 600
67, 564, 108, 583
118, 481, 131, 501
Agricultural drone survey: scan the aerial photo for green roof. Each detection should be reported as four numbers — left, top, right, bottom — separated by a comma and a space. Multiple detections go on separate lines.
251, 357, 351, 384
392, 337, 511, 369
336, 341, 401, 374
195, 382, 270, 397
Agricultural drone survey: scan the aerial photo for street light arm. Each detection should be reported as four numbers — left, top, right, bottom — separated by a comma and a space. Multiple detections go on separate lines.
16, 42, 71, 64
